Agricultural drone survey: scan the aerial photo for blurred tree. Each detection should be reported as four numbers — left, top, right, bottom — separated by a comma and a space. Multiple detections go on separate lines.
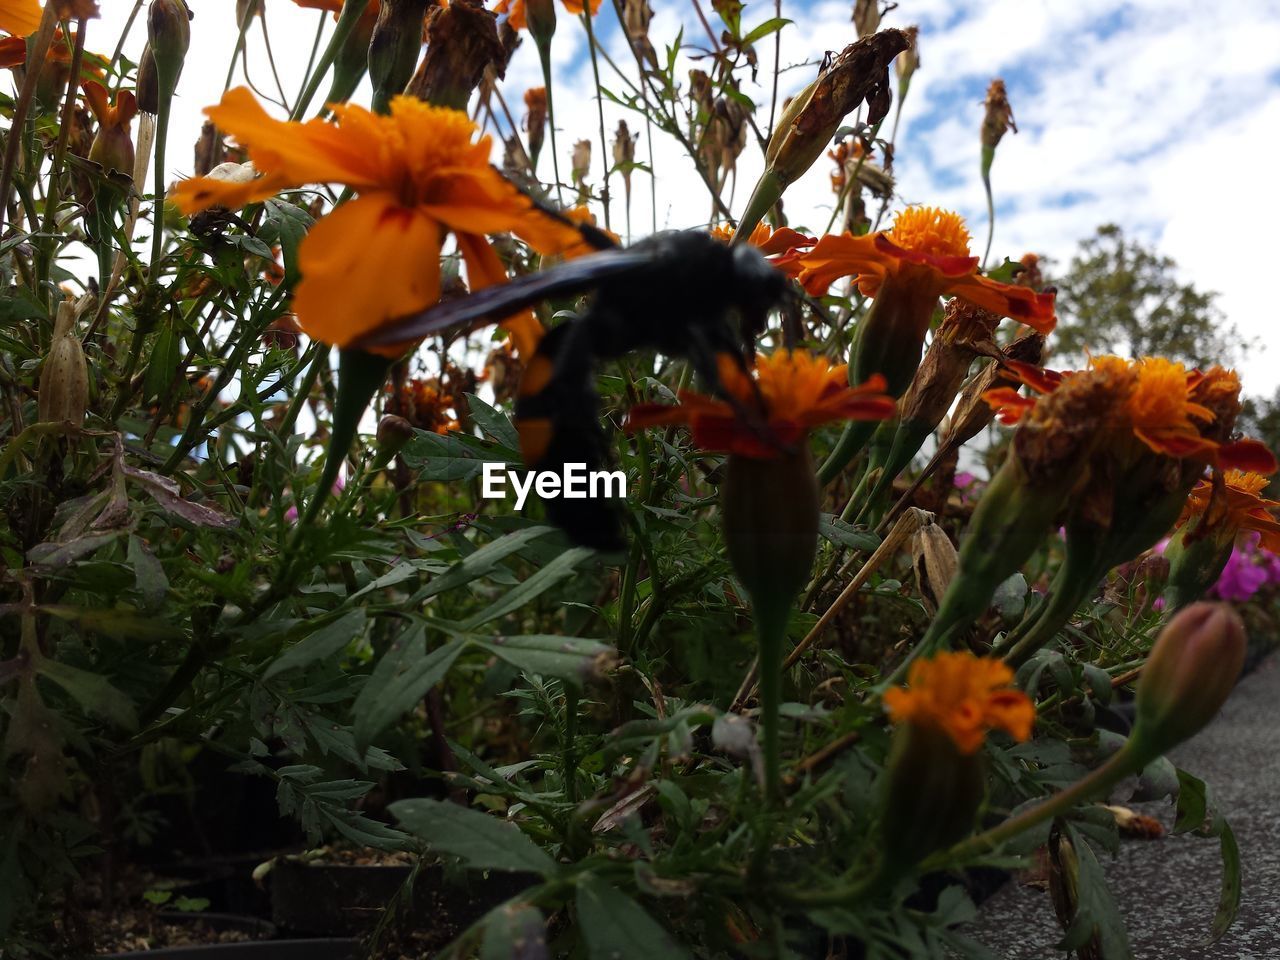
1049, 224, 1251, 369
1239, 389, 1280, 494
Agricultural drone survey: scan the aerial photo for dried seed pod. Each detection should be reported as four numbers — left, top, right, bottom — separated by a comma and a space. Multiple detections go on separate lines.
911, 519, 958, 615
407, 0, 506, 110
38, 296, 93, 427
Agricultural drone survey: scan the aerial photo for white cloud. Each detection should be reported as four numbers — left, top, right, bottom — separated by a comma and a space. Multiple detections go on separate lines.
92, 0, 1280, 393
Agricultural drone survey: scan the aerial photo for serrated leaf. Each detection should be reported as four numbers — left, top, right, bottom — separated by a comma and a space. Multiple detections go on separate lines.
352, 626, 465, 749
458, 547, 594, 630
389, 798, 555, 876
412, 525, 555, 603
466, 392, 519, 449
575, 875, 691, 960
472, 635, 614, 688
36, 659, 137, 730
264, 609, 366, 680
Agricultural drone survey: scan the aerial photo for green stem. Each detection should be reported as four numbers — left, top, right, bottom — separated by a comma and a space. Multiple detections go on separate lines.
563, 685, 580, 804
535, 37, 564, 206
754, 594, 790, 805
924, 742, 1144, 869
291, 0, 367, 120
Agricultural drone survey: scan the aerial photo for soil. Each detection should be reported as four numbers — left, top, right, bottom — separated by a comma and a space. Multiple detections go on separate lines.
87, 909, 272, 954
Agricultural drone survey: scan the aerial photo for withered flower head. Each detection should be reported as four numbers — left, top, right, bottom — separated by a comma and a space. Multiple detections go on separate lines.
764, 29, 911, 188
571, 138, 591, 185
981, 78, 1016, 150
407, 0, 505, 111
898, 299, 1000, 427
895, 25, 919, 86
942, 332, 1044, 448
523, 85, 547, 161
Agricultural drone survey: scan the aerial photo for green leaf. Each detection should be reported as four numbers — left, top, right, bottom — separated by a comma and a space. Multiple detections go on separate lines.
1174, 768, 1210, 834
480, 902, 548, 960
412, 525, 556, 603
575, 875, 691, 960
352, 626, 465, 749
466, 392, 520, 449
472, 635, 614, 688
817, 514, 879, 552
36, 659, 137, 730
1056, 825, 1132, 960
458, 547, 595, 630
143, 322, 181, 401
1212, 819, 1241, 940
741, 16, 790, 45
128, 535, 169, 611
264, 609, 366, 680
389, 798, 555, 876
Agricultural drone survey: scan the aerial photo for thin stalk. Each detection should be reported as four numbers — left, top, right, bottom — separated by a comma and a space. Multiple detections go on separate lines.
580, 7, 612, 231
291, 0, 366, 120
0, 2, 60, 235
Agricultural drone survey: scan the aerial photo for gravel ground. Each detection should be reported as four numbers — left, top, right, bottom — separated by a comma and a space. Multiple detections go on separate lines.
966, 653, 1280, 959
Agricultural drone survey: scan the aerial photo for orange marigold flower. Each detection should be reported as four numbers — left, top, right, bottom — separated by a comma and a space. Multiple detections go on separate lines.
0, 0, 40, 36
625, 349, 895, 459
495, 0, 600, 31
1181, 470, 1280, 552
709, 221, 815, 259
782, 206, 1056, 333
883, 652, 1034, 755
169, 87, 583, 358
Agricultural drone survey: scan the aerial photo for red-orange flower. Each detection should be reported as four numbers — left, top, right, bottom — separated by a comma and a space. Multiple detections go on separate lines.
782, 206, 1056, 332
626, 349, 895, 459
170, 87, 583, 358
883, 652, 1034, 755
83, 78, 137, 174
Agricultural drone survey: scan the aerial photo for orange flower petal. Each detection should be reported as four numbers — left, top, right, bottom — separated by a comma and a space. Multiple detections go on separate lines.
292, 196, 442, 352
0, 0, 41, 36
945, 272, 1057, 334
455, 231, 543, 360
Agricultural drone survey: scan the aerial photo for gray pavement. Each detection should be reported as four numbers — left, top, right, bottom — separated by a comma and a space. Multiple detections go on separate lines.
967, 654, 1279, 959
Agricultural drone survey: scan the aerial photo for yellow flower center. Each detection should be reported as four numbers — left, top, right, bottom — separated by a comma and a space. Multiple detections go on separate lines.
1225, 470, 1270, 496
887, 206, 972, 259
1126, 357, 1205, 431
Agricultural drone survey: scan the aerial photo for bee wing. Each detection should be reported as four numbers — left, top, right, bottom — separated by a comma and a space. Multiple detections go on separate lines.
351, 250, 656, 350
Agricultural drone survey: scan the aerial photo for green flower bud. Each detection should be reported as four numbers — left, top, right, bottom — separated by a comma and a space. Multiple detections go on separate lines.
1132, 602, 1245, 762
147, 0, 191, 99
878, 723, 984, 881
368, 0, 430, 112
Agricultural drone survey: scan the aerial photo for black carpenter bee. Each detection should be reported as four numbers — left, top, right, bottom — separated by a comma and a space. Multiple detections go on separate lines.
353, 230, 791, 551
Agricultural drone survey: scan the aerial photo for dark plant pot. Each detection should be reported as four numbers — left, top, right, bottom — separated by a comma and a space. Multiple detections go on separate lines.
104, 938, 360, 960
271, 860, 538, 941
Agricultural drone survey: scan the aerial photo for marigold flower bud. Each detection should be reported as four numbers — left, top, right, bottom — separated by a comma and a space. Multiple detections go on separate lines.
525, 0, 556, 46
38, 296, 92, 428
851, 0, 879, 38
981, 78, 1016, 151
136, 44, 159, 113
147, 0, 190, 97
375, 413, 416, 458
369, 0, 430, 111
1131, 602, 1245, 762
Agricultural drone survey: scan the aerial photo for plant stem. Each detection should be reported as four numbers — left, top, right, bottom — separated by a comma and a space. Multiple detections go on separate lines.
580, 7, 612, 231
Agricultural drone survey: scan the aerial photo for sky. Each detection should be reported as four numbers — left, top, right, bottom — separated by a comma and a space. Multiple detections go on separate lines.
92, 0, 1280, 395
